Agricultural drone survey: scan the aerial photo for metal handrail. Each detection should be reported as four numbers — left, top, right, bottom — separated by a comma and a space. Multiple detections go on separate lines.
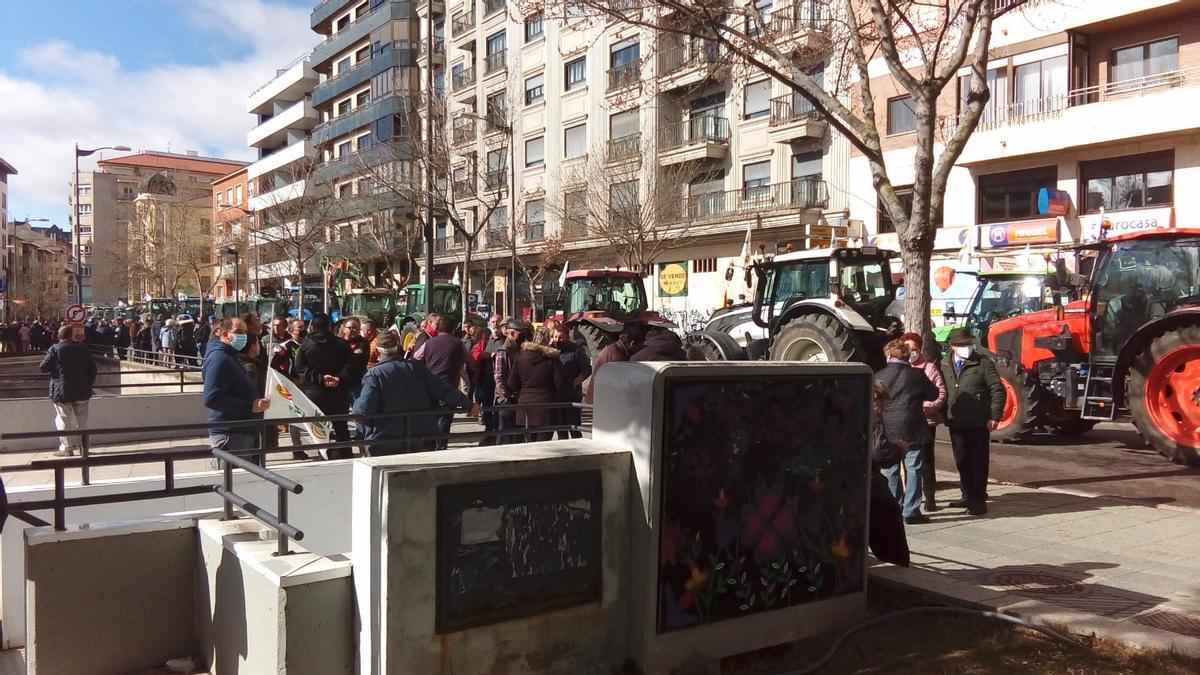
607, 62, 640, 91
452, 9, 476, 36
452, 67, 476, 91
250, 54, 311, 97
657, 40, 720, 76
770, 93, 819, 127
658, 115, 730, 150
485, 49, 508, 75
607, 132, 641, 162
682, 177, 828, 221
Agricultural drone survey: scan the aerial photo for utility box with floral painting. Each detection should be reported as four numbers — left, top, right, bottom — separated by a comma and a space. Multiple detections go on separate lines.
594, 361, 872, 674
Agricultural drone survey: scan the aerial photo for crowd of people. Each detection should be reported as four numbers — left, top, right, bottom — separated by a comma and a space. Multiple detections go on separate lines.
198, 310, 690, 463
2, 320, 62, 353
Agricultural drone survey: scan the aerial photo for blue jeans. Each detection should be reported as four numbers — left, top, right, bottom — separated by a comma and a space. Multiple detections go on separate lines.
883, 444, 928, 518
209, 430, 259, 469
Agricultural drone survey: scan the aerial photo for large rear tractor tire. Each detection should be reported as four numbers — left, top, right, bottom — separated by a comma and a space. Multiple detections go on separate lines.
573, 323, 612, 365
683, 331, 746, 361
399, 320, 419, 352
769, 314, 866, 363
993, 361, 1046, 443
1127, 324, 1200, 466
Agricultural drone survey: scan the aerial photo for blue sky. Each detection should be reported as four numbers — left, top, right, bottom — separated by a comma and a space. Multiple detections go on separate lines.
0, 0, 317, 229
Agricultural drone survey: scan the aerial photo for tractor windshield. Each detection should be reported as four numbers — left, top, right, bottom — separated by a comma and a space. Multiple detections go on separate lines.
403, 287, 460, 316
835, 254, 894, 318
567, 277, 647, 318
1092, 237, 1200, 357
349, 293, 394, 316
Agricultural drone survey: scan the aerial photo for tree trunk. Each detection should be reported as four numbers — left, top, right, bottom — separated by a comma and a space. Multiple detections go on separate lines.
462, 239, 474, 319
900, 242, 935, 355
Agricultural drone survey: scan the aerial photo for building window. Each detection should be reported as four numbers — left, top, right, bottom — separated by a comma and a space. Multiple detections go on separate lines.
337, 56, 352, 75
199, 218, 211, 234
357, 133, 373, 151
1014, 55, 1067, 116
693, 258, 718, 273
564, 124, 586, 158
337, 99, 352, 116
526, 198, 545, 240
525, 135, 545, 167
226, 188, 233, 204
743, 161, 771, 199
564, 190, 587, 237
565, 57, 586, 91
1112, 37, 1179, 85
337, 183, 352, 198
356, 90, 371, 107
609, 108, 639, 140
978, 166, 1057, 224
744, 80, 771, 119
524, 73, 544, 104
609, 180, 639, 223
79, 203, 92, 214
958, 67, 1008, 125
488, 205, 508, 231
486, 31, 506, 56
355, 44, 371, 63
234, 185, 242, 204
746, 0, 772, 37
877, 186, 914, 234
486, 91, 507, 128
78, 185, 92, 196
337, 140, 353, 157
1081, 151, 1173, 214
886, 95, 916, 135
524, 13, 543, 42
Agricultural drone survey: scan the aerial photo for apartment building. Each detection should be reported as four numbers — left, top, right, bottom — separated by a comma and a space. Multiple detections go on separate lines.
69, 151, 247, 305
0, 157, 14, 321
9, 221, 72, 320
850, 0, 1200, 315
428, 0, 849, 318
212, 167, 253, 301
245, 54, 321, 293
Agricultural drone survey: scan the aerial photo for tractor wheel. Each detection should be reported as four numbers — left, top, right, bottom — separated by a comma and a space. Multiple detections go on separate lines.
769, 313, 866, 363
1127, 324, 1200, 466
993, 361, 1046, 443
683, 331, 745, 361
399, 320, 419, 352
573, 323, 612, 364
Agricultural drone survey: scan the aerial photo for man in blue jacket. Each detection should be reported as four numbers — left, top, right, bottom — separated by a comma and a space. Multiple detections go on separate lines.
203, 317, 271, 467
352, 331, 475, 455
40, 324, 97, 457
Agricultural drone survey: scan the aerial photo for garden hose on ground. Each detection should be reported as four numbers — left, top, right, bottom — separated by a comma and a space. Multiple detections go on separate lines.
776, 605, 1088, 675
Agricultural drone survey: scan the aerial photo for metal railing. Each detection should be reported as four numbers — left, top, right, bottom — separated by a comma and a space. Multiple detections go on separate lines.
452, 119, 475, 144
607, 132, 641, 162
419, 37, 446, 57
485, 168, 507, 189
452, 9, 476, 36
943, 65, 1200, 135
607, 62, 640, 91
485, 0, 505, 16
452, 178, 472, 196
995, 0, 1028, 16
250, 55, 311, 98
434, 236, 455, 252
485, 49, 508, 75
452, 67, 476, 91
313, 56, 375, 97
658, 115, 730, 151
768, 0, 830, 34
0, 402, 592, 552
682, 177, 828, 221
486, 229, 507, 247
770, 92, 820, 126
313, 1, 386, 50
526, 222, 545, 241
0, 369, 203, 401
657, 41, 720, 77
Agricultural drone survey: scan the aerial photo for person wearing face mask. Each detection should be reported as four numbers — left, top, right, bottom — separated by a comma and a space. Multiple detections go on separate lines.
901, 332, 947, 512
202, 318, 272, 468
939, 328, 1006, 516
876, 339, 939, 524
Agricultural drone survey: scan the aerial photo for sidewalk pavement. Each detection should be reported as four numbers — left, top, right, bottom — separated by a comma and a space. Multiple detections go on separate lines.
871, 470, 1200, 657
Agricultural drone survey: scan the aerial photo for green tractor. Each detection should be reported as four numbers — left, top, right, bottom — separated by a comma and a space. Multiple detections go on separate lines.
339, 288, 397, 327
395, 283, 463, 350
937, 271, 1075, 346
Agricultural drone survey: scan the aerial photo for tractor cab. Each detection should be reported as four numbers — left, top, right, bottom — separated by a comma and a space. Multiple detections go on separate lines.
342, 289, 397, 326
958, 271, 1074, 347
753, 247, 898, 333
563, 270, 648, 319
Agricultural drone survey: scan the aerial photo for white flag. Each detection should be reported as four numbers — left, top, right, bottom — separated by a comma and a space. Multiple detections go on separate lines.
558, 260, 569, 288
265, 369, 334, 458
451, 266, 461, 286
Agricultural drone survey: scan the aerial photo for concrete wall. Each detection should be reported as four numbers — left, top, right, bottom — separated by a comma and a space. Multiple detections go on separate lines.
0, 392, 208, 452
2, 460, 355, 649
196, 519, 353, 675
25, 516, 197, 674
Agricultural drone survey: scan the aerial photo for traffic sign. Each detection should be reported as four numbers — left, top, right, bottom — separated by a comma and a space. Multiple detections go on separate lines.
65, 304, 87, 323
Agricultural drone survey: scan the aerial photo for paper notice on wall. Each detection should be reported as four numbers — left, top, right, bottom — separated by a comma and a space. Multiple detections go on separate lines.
460, 507, 504, 545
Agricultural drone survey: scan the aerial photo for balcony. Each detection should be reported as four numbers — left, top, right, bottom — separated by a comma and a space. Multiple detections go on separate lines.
311, 1, 403, 69
768, 93, 827, 144
452, 120, 475, 145
247, 140, 314, 180
312, 93, 412, 145
312, 42, 417, 107
247, 98, 318, 149
768, 1, 832, 56
452, 67, 476, 92
452, 179, 472, 198
484, 49, 507, 76
452, 9, 476, 40
484, 0, 505, 18
607, 62, 640, 92
947, 65, 1200, 164
995, 0, 1029, 16
418, 37, 446, 62
249, 179, 309, 211
681, 177, 828, 222
247, 56, 316, 116
657, 41, 725, 92
485, 168, 506, 190
434, 237, 455, 253
607, 132, 641, 163
657, 116, 729, 165
525, 222, 545, 241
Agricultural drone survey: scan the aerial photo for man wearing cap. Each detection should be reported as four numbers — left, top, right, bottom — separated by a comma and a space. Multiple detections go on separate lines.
940, 328, 1006, 516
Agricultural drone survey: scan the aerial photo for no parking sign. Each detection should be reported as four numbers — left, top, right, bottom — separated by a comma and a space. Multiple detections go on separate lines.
65, 304, 87, 323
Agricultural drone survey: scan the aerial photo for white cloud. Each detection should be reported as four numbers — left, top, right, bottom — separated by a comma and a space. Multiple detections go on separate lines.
0, 0, 316, 227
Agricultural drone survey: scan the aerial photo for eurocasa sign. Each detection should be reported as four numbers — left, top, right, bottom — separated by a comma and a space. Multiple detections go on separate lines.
984, 218, 1059, 247
1080, 207, 1177, 242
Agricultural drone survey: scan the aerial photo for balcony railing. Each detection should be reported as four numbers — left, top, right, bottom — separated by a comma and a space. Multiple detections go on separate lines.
452, 120, 475, 145
485, 0, 505, 16
995, 0, 1028, 16
657, 41, 720, 77
525, 222, 545, 241
419, 37, 446, 57
768, 0, 830, 33
769, 93, 819, 126
658, 116, 729, 151
943, 65, 1200, 135
452, 179, 472, 197
314, 1, 385, 50
452, 10, 476, 36
434, 237, 455, 253
608, 205, 641, 227
607, 62, 640, 91
607, 132, 641, 162
682, 177, 828, 221
485, 49, 508, 75
451, 67, 476, 91
485, 168, 507, 190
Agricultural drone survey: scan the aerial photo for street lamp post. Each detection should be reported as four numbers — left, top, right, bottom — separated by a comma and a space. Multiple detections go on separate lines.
222, 246, 241, 316
74, 143, 131, 305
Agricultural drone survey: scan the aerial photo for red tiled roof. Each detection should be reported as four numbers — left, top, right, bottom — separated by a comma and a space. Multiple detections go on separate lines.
98, 152, 248, 176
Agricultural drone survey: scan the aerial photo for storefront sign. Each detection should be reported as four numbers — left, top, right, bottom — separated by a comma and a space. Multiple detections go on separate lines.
657, 262, 688, 297
1080, 207, 1175, 242
984, 218, 1060, 248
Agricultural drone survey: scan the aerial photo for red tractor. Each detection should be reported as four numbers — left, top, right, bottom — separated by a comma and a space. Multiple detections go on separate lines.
982, 228, 1200, 465
561, 269, 676, 360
